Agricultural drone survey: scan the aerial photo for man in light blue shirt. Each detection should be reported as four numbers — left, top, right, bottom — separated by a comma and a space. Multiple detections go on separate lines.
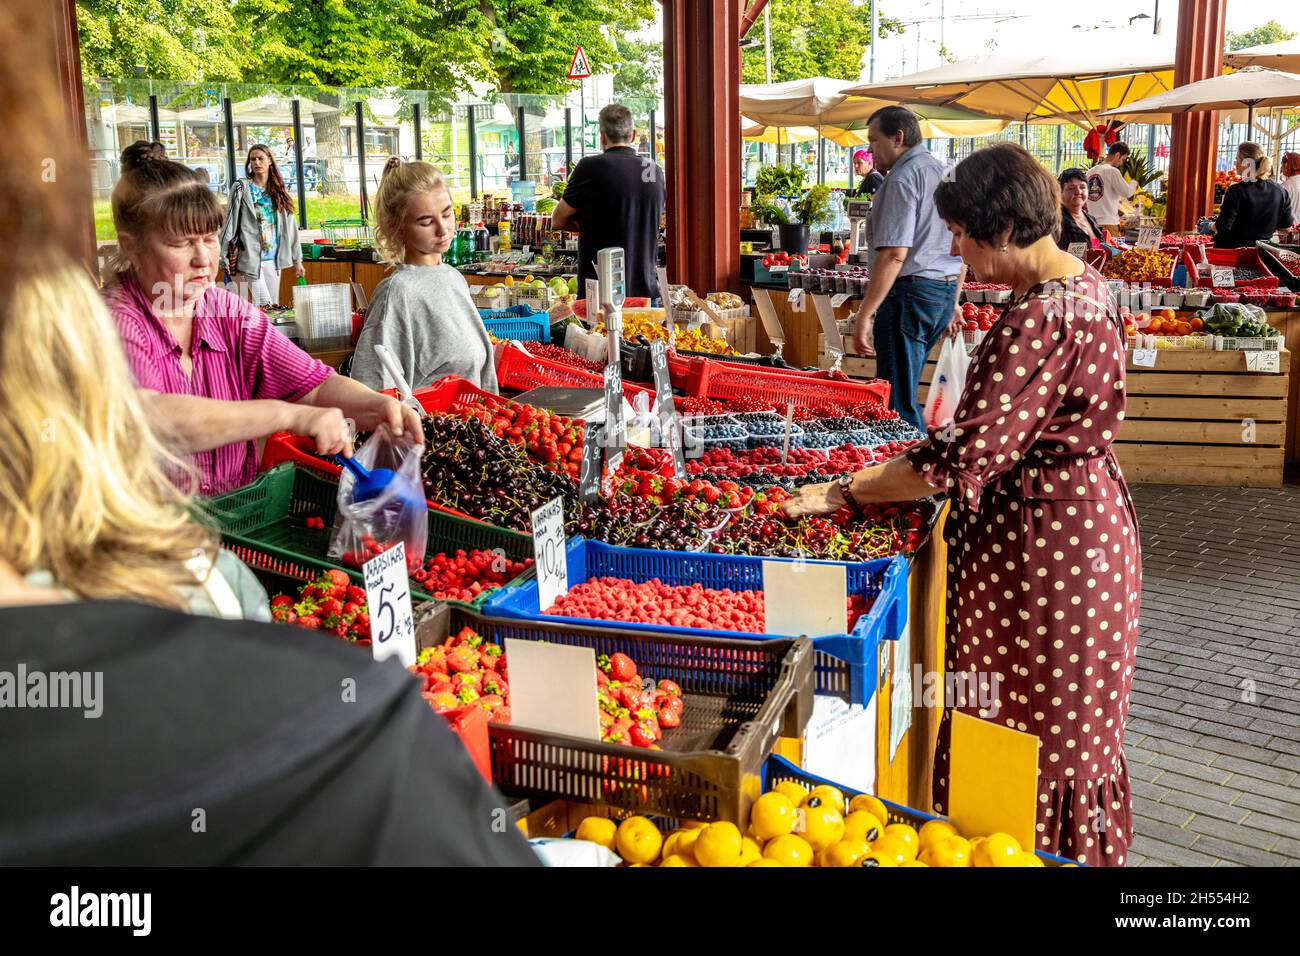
853, 107, 965, 430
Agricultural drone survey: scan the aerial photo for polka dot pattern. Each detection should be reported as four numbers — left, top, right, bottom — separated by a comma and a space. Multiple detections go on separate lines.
913, 268, 1141, 868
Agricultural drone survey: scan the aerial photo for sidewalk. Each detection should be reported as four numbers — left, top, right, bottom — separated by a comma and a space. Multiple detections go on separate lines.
1126, 483, 1300, 867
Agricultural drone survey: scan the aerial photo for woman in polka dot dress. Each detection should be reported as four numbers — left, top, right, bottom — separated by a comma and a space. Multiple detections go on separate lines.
784, 143, 1141, 866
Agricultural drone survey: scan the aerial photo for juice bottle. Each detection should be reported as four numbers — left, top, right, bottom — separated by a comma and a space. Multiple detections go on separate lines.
498, 220, 512, 252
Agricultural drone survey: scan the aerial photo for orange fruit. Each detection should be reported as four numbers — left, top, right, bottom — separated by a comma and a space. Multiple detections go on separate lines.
857, 850, 898, 867
843, 811, 885, 844
799, 802, 846, 851
883, 824, 920, 861
867, 834, 911, 866
918, 819, 960, 852
919, 835, 973, 867
824, 839, 871, 867
575, 816, 618, 850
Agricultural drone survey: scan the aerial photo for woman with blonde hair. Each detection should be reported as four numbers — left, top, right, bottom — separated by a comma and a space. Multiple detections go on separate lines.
1213, 141, 1294, 249
349, 158, 497, 393
104, 150, 421, 496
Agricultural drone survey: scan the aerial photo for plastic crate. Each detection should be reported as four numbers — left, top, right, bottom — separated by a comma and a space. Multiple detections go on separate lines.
205, 463, 534, 609
1182, 246, 1279, 290
763, 755, 1079, 866
483, 538, 909, 706
419, 603, 814, 824
494, 339, 654, 400
1257, 242, 1300, 293
479, 305, 549, 343
319, 218, 372, 244
1212, 335, 1282, 352
674, 355, 892, 411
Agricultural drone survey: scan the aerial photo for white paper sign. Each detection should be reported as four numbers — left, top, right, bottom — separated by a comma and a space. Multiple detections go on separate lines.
813, 294, 844, 356
787, 287, 805, 312
585, 278, 601, 328
780, 402, 796, 465
830, 292, 851, 308
889, 615, 913, 763
763, 560, 848, 636
1212, 267, 1235, 288
656, 266, 669, 305
1067, 242, 1088, 259
363, 541, 416, 667
1136, 226, 1162, 250
1246, 350, 1280, 373
752, 287, 787, 344
530, 497, 568, 612
503, 638, 601, 741
802, 695, 876, 793
1132, 347, 1158, 368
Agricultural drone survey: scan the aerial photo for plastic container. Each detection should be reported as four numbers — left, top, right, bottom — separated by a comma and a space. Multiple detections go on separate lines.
292, 282, 353, 350
478, 305, 549, 343
483, 538, 910, 705
207, 463, 534, 608
418, 603, 814, 824
763, 755, 1079, 866
494, 338, 655, 401
673, 355, 891, 411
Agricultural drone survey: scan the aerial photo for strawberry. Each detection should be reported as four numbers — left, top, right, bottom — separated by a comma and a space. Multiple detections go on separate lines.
657, 679, 682, 697
657, 696, 684, 728
270, 595, 294, 610
618, 684, 643, 710
318, 598, 343, 620
295, 615, 321, 630
346, 585, 367, 605
629, 722, 657, 748
482, 672, 508, 697
453, 671, 483, 692
608, 652, 637, 682
428, 690, 459, 711
456, 686, 480, 705
446, 645, 481, 673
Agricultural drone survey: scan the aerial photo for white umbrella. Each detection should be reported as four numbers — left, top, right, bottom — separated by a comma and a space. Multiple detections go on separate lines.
1101, 66, 1300, 132
1226, 38, 1300, 74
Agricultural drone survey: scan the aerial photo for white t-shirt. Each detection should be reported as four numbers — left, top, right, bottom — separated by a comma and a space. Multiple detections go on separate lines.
1086, 163, 1136, 226
1283, 174, 1300, 223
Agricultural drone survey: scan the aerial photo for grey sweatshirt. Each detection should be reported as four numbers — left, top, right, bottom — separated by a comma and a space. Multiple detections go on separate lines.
350, 263, 498, 394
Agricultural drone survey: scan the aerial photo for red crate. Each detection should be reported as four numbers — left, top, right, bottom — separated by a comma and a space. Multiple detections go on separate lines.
674, 355, 892, 410
494, 341, 654, 400
442, 704, 492, 783
1181, 247, 1280, 290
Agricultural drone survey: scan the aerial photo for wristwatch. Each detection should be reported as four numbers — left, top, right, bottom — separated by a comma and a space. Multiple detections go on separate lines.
837, 473, 856, 506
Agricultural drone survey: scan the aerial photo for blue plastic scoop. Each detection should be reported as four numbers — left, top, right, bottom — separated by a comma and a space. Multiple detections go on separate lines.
335, 454, 423, 508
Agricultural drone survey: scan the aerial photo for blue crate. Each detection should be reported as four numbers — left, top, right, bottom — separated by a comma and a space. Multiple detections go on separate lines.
479, 305, 549, 343
482, 538, 909, 706
763, 755, 1079, 866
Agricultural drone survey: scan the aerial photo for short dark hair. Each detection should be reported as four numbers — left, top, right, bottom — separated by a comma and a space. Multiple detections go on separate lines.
599, 104, 634, 144
933, 143, 1061, 248
1059, 167, 1088, 186
867, 106, 922, 148
1108, 142, 1130, 157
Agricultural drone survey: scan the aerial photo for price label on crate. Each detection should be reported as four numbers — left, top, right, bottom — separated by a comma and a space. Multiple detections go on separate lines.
1136, 226, 1162, 250
1212, 266, 1235, 288
530, 496, 568, 612
780, 402, 796, 465
584, 278, 601, 328
363, 542, 416, 668
1131, 347, 1158, 368
1066, 241, 1088, 259
649, 341, 687, 478
603, 364, 626, 450
1246, 350, 1280, 373
813, 294, 844, 358
578, 423, 604, 502
830, 293, 851, 309
787, 287, 805, 312
753, 288, 787, 345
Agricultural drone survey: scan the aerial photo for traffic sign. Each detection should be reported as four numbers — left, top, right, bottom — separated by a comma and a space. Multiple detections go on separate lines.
568, 45, 592, 80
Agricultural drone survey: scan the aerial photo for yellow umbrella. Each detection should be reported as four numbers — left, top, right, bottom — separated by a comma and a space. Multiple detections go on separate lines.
741, 119, 821, 144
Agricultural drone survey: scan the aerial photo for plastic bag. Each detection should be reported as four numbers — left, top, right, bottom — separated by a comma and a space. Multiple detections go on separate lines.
922, 336, 971, 432
327, 424, 427, 574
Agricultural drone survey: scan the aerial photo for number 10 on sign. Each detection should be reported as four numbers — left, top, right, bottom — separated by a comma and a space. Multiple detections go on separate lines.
531, 497, 569, 612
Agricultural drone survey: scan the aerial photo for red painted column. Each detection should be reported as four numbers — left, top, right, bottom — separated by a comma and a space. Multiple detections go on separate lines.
663, 0, 742, 293
1165, 0, 1227, 232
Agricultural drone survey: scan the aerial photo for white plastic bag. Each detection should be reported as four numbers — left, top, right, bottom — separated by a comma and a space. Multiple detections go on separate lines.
923, 336, 971, 432
327, 424, 428, 574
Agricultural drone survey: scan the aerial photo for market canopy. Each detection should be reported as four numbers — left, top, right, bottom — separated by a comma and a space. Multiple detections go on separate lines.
1226, 38, 1300, 74
842, 34, 1178, 130
1100, 66, 1300, 127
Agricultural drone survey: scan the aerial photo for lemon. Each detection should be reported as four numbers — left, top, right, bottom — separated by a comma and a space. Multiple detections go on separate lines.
1010, 851, 1044, 867
764, 833, 814, 866
679, 820, 709, 830
694, 821, 744, 867
849, 793, 890, 823
614, 816, 663, 865
883, 824, 920, 861
659, 854, 698, 867
900, 860, 929, 867
843, 811, 885, 845
824, 839, 871, 867
919, 835, 973, 868
575, 816, 618, 850
918, 819, 960, 852
663, 829, 700, 861
773, 781, 809, 806
750, 792, 798, 842
748, 858, 784, 867
973, 832, 1022, 868
857, 850, 897, 867
739, 837, 763, 866
800, 802, 845, 851
867, 834, 911, 866
802, 785, 846, 814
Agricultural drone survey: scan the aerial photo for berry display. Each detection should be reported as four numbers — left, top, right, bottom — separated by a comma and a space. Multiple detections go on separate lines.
270, 570, 372, 644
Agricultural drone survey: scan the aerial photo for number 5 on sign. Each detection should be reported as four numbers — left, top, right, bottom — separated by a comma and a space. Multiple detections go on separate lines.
531, 497, 569, 612
364, 541, 416, 667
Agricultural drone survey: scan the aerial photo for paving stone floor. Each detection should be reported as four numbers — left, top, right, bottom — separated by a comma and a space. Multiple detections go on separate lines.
1125, 483, 1300, 866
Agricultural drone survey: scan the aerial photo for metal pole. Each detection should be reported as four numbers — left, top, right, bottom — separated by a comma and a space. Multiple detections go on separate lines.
413, 102, 422, 160
516, 105, 527, 181
580, 81, 586, 157
940, 0, 945, 57
148, 94, 161, 143
291, 99, 306, 228
222, 97, 237, 198
1055, 123, 1062, 171
564, 107, 573, 179
1153, 0, 1160, 34
817, 135, 824, 185
869, 1, 879, 81
649, 108, 656, 161
467, 105, 479, 198
355, 101, 368, 222
764, 3, 773, 166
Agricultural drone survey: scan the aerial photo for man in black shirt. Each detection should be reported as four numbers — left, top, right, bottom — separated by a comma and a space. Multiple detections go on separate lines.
554, 104, 665, 298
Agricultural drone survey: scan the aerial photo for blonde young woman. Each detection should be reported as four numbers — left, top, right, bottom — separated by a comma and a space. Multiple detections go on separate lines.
1213, 142, 1295, 249
349, 158, 497, 393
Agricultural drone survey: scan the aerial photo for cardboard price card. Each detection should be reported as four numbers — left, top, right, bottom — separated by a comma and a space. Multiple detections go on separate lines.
1131, 347, 1157, 368
530, 497, 568, 612
363, 542, 416, 667
585, 278, 601, 328
603, 364, 626, 452
649, 341, 687, 479
578, 423, 604, 502
948, 712, 1041, 854
1211, 267, 1235, 288
752, 288, 787, 345
503, 638, 601, 741
1066, 242, 1089, 259
1135, 226, 1162, 250
1245, 350, 1280, 373
762, 560, 847, 637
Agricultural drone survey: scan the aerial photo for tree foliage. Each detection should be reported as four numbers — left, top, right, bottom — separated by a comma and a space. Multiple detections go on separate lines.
613, 31, 663, 101
740, 0, 898, 84
1227, 20, 1296, 52
77, 0, 251, 80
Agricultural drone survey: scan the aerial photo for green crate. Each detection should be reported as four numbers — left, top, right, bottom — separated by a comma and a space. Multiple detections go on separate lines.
204, 464, 534, 608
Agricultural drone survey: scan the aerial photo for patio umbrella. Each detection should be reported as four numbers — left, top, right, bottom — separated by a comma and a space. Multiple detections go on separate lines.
1100, 67, 1300, 133
1226, 38, 1300, 74
842, 34, 1177, 130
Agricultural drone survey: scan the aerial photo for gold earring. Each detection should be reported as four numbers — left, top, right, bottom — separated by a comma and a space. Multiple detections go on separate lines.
1001, 244, 1008, 253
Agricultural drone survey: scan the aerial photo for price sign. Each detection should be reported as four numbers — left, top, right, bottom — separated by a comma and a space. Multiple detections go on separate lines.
1246, 350, 1280, 373
763, 560, 848, 637
578, 423, 604, 502
585, 278, 600, 328
363, 542, 415, 667
1066, 242, 1088, 259
656, 266, 670, 306
1212, 267, 1235, 288
788, 287, 805, 312
530, 497, 568, 612
752, 287, 786, 345
830, 293, 851, 309
1132, 348, 1158, 368
650, 341, 686, 478
1136, 226, 1162, 250
603, 364, 626, 448
780, 402, 796, 465
813, 294, 844, 360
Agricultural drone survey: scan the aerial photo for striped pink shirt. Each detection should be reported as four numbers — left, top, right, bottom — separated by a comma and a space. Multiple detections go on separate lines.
107, 274, 333, 496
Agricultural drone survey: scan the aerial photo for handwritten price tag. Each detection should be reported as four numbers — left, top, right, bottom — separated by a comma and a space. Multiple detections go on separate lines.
787, 288, 805, 312
363, 542, 415, 667
1245, 350, 1280, 373
1136, 226, 1162, 250
1132, 348, 1158, 368
830, 293, 851, 308
1211, 267, 1235, 288
530, 497, 568, 612
1067, 242, 1088, 259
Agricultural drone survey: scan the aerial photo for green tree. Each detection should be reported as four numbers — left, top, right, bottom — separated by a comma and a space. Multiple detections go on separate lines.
77, 0, 251, 80
613, 32, 663, 101
1227, 20, 1296, 51
741, 0, 899, 84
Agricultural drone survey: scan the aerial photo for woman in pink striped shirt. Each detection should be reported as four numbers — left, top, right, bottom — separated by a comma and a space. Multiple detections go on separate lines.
104, 151, 421, 496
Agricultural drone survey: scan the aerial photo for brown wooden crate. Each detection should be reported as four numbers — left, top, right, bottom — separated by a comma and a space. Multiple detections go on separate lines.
1115, 419, 1285, 446
1113, 442, 1285, 485
1126, 371, 1288, 397
1125, 396, 1287, 422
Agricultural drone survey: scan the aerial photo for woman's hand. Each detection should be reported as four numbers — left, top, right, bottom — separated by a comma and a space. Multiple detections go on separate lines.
294, 263, 306, 278
291, 405, 353, 456
352, 393, 423, 441
781, 480, 848, 519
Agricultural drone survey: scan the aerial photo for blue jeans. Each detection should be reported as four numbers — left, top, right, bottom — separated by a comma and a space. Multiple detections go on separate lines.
875, 277, 959, 432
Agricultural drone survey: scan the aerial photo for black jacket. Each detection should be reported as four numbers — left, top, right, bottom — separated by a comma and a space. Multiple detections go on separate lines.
848, 170, 884, 199
1058, 206, 1104, 250
1215, 179, 1295, 249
